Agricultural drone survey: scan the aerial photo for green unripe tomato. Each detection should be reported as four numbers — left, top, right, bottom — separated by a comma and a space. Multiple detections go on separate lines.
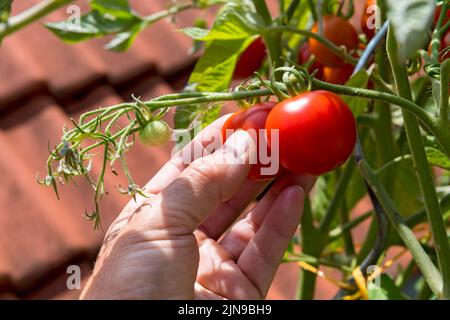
139, 120, 171, 146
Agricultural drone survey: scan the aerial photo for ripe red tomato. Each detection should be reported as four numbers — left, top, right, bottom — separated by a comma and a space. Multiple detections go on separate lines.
323, 63, 354, 85
265, 91, 356, 175
309, 15, 359, 68
222, 102, 282, 180
361, 0, 377, 40
441, 29, 450, 61
233, 37, 267, 79
298, 42, 324, 80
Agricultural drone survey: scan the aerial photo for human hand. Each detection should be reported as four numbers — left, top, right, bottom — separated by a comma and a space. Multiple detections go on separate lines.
80, 115, 315, 300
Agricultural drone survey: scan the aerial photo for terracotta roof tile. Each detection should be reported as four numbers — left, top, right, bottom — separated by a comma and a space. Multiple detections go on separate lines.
25, 262, 92, 300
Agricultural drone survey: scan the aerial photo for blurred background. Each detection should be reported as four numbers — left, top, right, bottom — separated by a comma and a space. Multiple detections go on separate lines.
0, 0, 384, 299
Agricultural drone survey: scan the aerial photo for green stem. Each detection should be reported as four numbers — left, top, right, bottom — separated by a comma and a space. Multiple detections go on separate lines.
319, 159, 355, 233
310, 79, 449, 156
431, 1, 450, 63
358, 159, 443, 297
297, 198, 321, 300
387, 26, 450, 299
252, 0, 282, 74
252, 0, 272, 24
267, 26, 358, 65
0, 0, 74, 38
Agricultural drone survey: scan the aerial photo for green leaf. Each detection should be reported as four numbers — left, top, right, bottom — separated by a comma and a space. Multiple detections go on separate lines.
368, 274, 406, 300
90, 0, 134, 19
311, 172, 337, 221
183, 3, 260, 41
426, 147, 450, 170
105, 21, 145, 51
386, 0, 435, 61
341, 70, 370, 118
424, 135, 450, 170
189, 37, 255, 92
0, 0, 12, 24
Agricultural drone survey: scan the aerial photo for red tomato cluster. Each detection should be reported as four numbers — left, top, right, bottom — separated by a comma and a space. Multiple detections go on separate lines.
434, 5, 450, 25
222, 91, 357, 180
361, 0, 377, 40
297, 15, 359, 85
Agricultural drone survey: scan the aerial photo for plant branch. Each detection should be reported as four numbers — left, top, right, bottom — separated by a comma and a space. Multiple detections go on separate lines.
440, 59, 450, 126
0, 0, 74, 39
266, 26, 358, 65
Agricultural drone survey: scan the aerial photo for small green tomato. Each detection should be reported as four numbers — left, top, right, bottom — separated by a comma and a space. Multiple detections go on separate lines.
139, 120, 171, 146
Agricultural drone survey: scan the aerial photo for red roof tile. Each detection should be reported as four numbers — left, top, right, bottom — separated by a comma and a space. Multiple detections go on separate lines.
0, 0, 337, 300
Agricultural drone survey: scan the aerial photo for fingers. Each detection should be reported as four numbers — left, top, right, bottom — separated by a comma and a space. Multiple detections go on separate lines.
219, 174, 311, 259
237, 186, 304, 298
131, 130, 256, 235
102, 114, 233, 242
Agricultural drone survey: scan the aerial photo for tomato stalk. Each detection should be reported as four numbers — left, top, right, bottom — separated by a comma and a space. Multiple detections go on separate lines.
251, 0, 283, 77
387, 26, 450, 299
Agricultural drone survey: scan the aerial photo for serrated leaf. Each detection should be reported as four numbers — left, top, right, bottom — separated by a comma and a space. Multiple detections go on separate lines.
189, 37, 255, 92
90, 0, 134, 19
341, 70, 370, 118
386, 0, 435, 61
105, 21, 145, 51
183, 3, 260, 41
368, 274, 406, 300
174, 104, 200, 130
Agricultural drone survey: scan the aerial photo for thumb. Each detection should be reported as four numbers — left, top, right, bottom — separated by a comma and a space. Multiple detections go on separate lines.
141, 130, 257, 235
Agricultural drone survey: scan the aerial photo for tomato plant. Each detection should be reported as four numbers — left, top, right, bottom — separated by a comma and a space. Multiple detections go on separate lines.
434, 4, 450, 25
297, 42, 324, 80
222, 102, 282, 180
308, 15, 359, 67
266, 91, 356, 175
233, 37, 267, 79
